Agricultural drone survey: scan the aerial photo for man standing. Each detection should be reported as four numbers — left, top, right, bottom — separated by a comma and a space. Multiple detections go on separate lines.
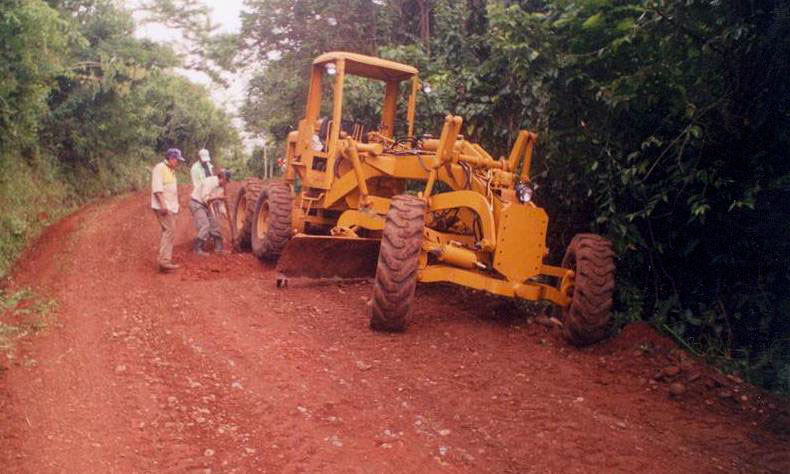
189, 169, 231, 255
151, 148, 185, 271
190, 148, 213, 187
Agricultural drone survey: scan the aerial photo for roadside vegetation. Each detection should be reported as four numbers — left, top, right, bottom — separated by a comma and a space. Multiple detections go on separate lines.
0, 288, 57, 358
2, 0, 787, 393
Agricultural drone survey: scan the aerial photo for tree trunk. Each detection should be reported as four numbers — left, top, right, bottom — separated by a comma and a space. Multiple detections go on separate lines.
417, 0, 431, 55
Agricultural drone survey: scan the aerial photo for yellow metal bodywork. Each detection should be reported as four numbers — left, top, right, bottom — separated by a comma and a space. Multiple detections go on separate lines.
493, 201, 548, 282
313, 52, 418, 81
278, 51, 573, 306
336, 209, 385, 233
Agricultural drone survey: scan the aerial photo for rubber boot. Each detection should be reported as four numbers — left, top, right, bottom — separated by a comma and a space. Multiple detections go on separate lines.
214, 236, 229, 255
193, 238, 209, 256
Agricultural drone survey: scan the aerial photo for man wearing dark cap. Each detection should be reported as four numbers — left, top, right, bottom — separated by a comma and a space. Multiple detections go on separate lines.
151, 148, 185, 271
189, 168, 231, 255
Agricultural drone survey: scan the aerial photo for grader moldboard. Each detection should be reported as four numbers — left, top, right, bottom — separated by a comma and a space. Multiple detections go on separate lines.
233, 52, 615, 345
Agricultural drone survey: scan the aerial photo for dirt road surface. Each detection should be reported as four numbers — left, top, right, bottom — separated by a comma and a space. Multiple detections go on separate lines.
1, 185, 788, 473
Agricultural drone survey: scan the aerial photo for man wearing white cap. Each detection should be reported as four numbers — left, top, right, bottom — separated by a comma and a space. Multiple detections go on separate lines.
191, 148, 214, 187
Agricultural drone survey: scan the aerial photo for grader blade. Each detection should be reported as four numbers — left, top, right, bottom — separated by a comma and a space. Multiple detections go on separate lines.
275, 234, 381, 279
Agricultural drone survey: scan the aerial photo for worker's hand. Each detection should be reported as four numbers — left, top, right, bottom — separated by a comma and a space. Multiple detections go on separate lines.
158, 208, 169, 217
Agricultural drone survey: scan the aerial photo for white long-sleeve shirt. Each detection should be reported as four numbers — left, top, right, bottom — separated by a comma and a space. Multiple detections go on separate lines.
190, 175, 224, 204
191, 160, 213, 187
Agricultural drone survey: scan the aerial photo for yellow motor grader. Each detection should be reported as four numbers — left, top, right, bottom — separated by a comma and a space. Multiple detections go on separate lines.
232, 52, 615, 345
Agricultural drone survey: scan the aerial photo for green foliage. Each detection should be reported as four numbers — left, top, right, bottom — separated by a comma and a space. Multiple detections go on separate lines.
0, 0, 70, 150
482, 0, 789, 392
139, 0, 238, 83
0, 151, 73, 276
240, 0, 385, 60
0, 287, 57, 316
236, 0, 384, 142
0, 287, 58, 351
244, 142, 281, 179
241, 59, 309, 142
41, 1, 239, 179
237, 0, 438, 144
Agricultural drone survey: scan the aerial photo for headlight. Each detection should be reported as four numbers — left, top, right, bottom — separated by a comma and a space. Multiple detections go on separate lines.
516, 182, 533, 203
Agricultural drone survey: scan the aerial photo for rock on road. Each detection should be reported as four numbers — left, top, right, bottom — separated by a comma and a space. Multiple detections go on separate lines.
0, 186, 788, 473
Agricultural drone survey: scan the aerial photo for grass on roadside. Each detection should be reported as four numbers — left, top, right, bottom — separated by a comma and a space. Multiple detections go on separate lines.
0, 288, 58, 354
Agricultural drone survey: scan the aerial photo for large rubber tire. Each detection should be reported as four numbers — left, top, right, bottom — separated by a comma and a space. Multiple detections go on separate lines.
251, 180, 293, 261
232, 177, 265, 251
560, 233, 616, 346
370, 195, 426, 332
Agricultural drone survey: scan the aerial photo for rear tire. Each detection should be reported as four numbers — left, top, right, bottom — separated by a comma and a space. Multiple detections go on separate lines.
251, 180, 293, 261
370, 195, 425, 332
560, 233, 615, 346
232, 178, 264, 251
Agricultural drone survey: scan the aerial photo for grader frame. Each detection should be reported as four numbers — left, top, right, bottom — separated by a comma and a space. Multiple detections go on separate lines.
235, 52, 615, 345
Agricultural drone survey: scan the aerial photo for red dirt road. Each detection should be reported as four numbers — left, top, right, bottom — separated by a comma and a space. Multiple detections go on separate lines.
1, 186, 788, 473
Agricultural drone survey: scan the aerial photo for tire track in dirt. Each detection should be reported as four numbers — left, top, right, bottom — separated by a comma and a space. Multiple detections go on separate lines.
150, 277, 446, 473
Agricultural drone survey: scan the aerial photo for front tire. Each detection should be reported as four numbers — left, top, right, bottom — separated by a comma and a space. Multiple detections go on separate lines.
560, 233, 615, 346
232, 178, 264, 251
251, 180, 293, 261
370, 195, 426, 332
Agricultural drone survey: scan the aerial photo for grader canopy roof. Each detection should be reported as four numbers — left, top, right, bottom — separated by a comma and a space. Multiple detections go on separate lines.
313, 52, 418, 81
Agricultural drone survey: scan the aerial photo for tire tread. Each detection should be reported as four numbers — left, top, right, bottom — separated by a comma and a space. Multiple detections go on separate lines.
370, 195, 425, 332
561, 234, 616, 346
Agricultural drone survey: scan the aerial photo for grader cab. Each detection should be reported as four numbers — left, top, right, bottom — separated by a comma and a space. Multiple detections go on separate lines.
232, 52, 615, 345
